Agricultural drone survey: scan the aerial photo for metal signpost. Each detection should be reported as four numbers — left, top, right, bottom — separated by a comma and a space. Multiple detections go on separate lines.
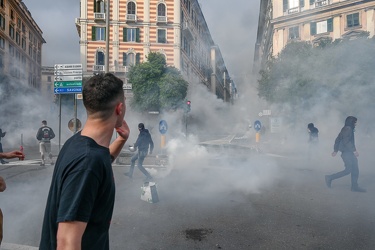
54, 64, 83, 150
159, 120, 168, 154
254, 120, 262, 143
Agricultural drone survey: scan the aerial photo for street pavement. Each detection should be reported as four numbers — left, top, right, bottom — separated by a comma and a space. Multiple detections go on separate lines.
1, 143, 375, 250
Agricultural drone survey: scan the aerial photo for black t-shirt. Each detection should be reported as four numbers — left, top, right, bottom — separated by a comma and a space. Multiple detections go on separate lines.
40, 132, 115, 250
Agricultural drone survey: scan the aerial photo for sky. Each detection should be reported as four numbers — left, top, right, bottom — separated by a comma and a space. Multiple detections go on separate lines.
22, 0, 260, 87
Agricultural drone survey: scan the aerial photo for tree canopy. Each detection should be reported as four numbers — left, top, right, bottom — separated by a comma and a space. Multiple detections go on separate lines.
128, 52, 188, 112
257, 36, 375, 118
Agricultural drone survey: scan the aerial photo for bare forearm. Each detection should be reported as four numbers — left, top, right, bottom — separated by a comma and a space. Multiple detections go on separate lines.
109, 137, 126, 161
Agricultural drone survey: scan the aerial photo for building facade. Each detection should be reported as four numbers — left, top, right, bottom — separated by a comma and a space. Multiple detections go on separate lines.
254, 0, 375, 72
0, 0, 45, 88
75, 0, 235, 102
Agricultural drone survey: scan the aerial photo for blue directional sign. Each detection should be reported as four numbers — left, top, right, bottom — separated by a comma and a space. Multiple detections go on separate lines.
54, 87, 82, 94
159, 120, 168, 134
254, 120, 262, 132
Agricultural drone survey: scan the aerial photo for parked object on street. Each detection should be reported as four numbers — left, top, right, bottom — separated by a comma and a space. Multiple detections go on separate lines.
141, 182, 159, 203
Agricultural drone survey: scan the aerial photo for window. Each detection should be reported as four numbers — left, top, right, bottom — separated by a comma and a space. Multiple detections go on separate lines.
0, 36, 4, 49
10, 9, 14, 20
9, 25, 14, 39
289, 26, 299, 39
96, 51, 105, 65
127, 2, 136, 15
0, 15, 5, 30
22, 22, 25, 33
123, 28, 140, 42
22, 37, 26, 50
347, 13, 359, 28
283, 0, 303, 12
16, 32, 20, 45
310, 18, 333, 35
17, 18, 21, 28
9, 44, 14, 57
0, 0, 4, 8
157, 29, 166, 43
92, 27, 106, 41
94, 0, 105, 13
158, 3, 166, 17
123, 52, 140, 66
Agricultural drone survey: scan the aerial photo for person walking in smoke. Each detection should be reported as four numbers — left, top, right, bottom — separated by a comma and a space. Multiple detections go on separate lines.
325, 116, 366, 192
0, 150, 25, 247
39, 73, 130, 249
124, 123, 154, 181
36, 120, 55, 166
307, 123, 319, 160
0, 128, 8, 164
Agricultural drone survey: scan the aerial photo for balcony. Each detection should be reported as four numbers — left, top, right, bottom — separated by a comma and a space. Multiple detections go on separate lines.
156, 16, 167, 24
93, 65, 105, 72
315, 0, 329, 7
126, 14, 137, 22
288, 7, 300, 14
94, 12, 105, 21
182, 21, 194, 41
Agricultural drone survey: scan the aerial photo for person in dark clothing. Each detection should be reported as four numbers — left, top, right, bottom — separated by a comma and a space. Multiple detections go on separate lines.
307, 123, 319, 143
325, 116, 366, 192
36, 120, 56, 166
39, 73, 130, 250
125, 123, 154, 181
0, 129, 8, 164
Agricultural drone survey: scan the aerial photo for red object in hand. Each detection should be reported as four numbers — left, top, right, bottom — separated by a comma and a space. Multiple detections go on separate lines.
20, 145, 24, 152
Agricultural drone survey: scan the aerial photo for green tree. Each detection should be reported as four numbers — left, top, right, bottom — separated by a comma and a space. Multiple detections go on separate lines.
128, 52, 188, 112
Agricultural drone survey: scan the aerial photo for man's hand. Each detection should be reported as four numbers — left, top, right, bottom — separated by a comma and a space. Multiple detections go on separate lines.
331, 152, 337, 157
0, 176, 6, 192
1, 150, 25, 160
115, 120, 130, 142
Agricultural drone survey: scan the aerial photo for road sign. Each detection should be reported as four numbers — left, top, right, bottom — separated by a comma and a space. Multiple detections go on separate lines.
54, 64, 82, 70
254, 120, 262, 132
159, 120, 168, 134
54, 75, 82, 82
54, 81, 82, 87
54, 87, 82, 94
54, 70, 83, 75
54, 64, 83, 95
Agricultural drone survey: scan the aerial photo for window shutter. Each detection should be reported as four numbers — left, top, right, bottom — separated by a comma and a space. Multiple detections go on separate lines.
104, 27, 106, 41
94, 0, 97, 12
310, 22, 316, 35
92, 26, 96, 40
327, 18, 333, 32
300, 0, 305, 7
283, 0, 288, 12
123, 28, 127, 42
136, 53, 140, 64
123, 53, 127, 66
310, 0, 314, 5
136, 28, 140, 42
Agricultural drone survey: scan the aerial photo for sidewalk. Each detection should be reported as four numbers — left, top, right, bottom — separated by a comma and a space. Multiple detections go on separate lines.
0, 243, 38, 250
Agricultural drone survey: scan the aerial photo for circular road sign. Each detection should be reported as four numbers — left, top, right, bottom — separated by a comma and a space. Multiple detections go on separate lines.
68, 118, 82, 132
254, 120, 262, 132
159, 120, 168, 134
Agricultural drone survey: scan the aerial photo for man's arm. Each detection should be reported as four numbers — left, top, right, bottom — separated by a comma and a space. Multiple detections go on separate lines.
57, 221, 87, 250
50, 128, 56, 139
0, 176, 6, 192
0, 150, 25, 160
109, 120, 130, 162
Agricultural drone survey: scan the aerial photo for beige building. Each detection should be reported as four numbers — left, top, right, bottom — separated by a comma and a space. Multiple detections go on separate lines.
0, 0, 45, 87
75, 0, 236, 102
254, 0, 375, 72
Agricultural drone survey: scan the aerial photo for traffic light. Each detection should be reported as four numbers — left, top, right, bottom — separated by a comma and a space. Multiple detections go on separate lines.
186, 100, 191, 112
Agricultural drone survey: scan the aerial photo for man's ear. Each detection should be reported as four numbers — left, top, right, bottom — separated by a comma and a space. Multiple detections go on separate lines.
115, 102, 123, 115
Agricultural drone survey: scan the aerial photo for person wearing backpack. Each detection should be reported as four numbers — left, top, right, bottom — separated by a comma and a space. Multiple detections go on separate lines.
325, 116, 366, 192
36, 120, 55, 166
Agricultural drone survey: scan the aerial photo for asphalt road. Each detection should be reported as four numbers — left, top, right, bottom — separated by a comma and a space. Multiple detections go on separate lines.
1, 144, 375, 250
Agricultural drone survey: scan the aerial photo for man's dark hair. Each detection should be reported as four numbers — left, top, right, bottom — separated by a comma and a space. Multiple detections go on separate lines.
138, 123, 145, 130
42, 120, 47, 125
83, 73, 124, 119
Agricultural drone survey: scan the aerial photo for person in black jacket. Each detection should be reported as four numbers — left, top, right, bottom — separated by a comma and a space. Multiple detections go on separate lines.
125, 123, 154, 181
36, 120, 55, 166
325, 116, 366, 192
0, 129, 8, 164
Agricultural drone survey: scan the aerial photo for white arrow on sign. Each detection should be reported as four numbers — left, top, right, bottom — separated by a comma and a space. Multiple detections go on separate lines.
54, 75, 83, 81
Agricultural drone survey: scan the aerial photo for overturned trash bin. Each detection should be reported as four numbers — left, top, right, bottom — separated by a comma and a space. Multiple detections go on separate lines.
141, 182, 159, 203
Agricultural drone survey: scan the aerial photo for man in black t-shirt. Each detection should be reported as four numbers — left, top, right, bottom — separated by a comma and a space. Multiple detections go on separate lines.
40, 73, 130, 250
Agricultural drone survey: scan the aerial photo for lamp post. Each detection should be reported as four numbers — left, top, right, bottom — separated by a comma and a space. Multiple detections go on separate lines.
105, 0, 110, 73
